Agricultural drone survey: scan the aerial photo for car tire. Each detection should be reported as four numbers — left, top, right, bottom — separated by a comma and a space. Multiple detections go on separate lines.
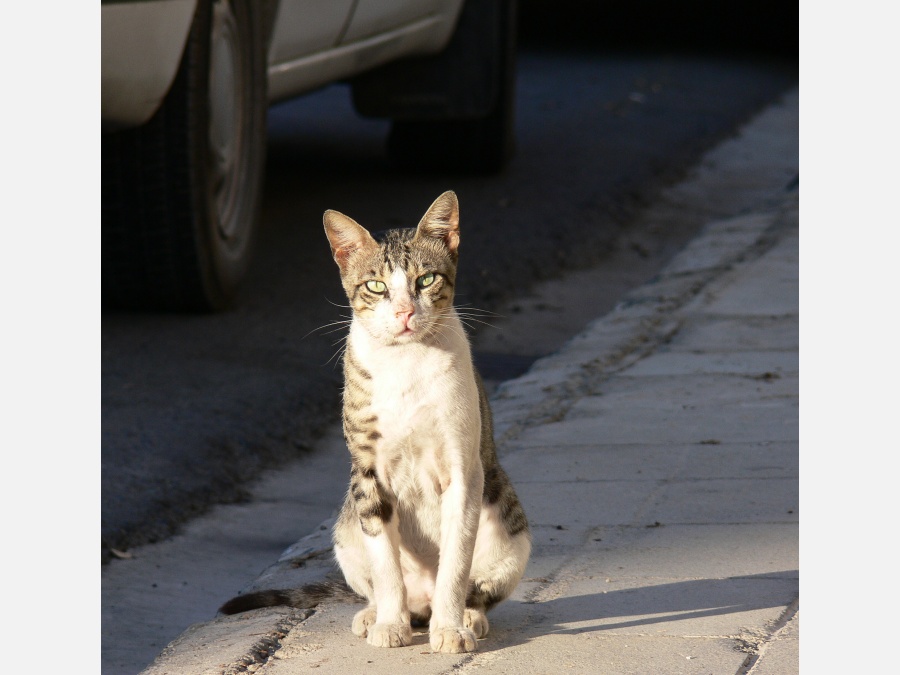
386, 0, 517, 174
102, 0, 267, 312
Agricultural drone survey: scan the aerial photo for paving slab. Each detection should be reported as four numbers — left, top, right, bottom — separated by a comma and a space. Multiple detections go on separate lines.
529, 574, 798, 636
663, 315, 798, 352
503, 441, 796, 482
515, 376, 798, 447
516, 478, 658, 530
574, 523, 799, 578
460, 632, 751, 675
749, 611, 800, 675
647, 476, 798, 524
683, 230, 799, 318
623, 349, 798, 377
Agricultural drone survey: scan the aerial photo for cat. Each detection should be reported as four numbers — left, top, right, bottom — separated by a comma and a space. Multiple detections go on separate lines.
220, 191, 531, 654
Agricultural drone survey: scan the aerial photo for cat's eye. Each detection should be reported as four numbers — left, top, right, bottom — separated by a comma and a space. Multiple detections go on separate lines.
416, 272, 435, 288
365, 280, 386, 293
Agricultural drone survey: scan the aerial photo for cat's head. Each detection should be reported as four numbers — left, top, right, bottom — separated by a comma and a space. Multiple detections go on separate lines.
323, 191, 461, 346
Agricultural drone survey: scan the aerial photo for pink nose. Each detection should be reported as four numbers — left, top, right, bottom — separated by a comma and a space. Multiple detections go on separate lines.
396, 310, 414, 327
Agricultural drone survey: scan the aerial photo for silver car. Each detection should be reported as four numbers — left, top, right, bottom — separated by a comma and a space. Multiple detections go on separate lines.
102, 0, 516, 310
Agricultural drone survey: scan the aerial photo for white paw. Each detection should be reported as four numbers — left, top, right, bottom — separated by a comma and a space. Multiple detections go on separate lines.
430, 626, 478, 653
464, 608, 490, 638
351, 607, 377, 637
367, 622, 413, 648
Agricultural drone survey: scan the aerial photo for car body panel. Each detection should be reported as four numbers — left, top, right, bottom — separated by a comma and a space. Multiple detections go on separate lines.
340, 0, 451, 44
101, 0, 198, 130
102, 0, 467, 128
267, 11, 461, 104
266, 0, 354, 65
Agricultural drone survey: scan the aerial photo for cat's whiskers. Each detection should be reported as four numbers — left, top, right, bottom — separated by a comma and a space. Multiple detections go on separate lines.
320, 323, 353, 337
303, 316, 353, 340
454, 303, 504, 319
429, 314, 469, 345
455, 313, 499, 332
324, 336, 348, 368
452, 304, 503, 334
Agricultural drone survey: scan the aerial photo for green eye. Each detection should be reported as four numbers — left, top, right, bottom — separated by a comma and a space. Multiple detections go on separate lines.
416, 272, 435, 288
365, 280, 386, 293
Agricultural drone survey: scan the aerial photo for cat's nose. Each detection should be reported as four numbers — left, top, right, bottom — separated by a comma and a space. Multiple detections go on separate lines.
395, 309, 414, 327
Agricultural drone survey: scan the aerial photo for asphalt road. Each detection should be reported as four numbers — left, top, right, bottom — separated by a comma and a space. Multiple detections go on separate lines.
102, 38, 796, 560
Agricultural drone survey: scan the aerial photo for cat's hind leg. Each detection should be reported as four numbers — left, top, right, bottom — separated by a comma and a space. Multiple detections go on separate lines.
466, 501, 532, 639
351, 606, 377, 637
463, 607, 490, 638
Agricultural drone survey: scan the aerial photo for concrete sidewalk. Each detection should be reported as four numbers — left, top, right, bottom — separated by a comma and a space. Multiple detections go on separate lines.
143, 91, 798, 675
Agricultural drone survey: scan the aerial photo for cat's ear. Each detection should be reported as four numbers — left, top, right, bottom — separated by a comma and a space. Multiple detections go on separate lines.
323, 210, 378, 270
415, 191, 460, 255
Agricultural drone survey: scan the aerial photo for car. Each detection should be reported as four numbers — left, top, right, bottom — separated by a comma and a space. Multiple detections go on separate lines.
102, 0, 517, 311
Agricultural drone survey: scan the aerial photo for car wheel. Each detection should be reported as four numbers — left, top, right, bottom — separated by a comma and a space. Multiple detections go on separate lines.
102, 0, 267, 311
386, 0, 517, 174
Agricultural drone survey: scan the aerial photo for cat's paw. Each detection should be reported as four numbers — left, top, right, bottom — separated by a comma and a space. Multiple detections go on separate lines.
464, 608, 490, 638
430, 626, 478, 653
351, 607, 377, 637
367, 622, 413, 648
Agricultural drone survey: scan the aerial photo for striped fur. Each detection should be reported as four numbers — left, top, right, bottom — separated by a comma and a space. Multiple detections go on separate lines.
325, 191, 531, 653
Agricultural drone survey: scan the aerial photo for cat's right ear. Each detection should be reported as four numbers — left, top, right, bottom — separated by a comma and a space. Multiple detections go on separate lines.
323, 210, 377, 271
415, 190, 460, 256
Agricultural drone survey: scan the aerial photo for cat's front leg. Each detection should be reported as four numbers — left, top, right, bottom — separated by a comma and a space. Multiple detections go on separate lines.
362, 518, 412, 647
353, 471, 412, 648
430, 467, 483, 653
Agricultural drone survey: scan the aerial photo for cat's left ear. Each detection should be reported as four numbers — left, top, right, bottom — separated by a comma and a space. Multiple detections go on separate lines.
323, 210, 378, 271
415, 191, 460, 255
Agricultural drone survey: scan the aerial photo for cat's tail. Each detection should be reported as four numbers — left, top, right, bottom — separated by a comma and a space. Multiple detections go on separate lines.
218, 579, 362, 615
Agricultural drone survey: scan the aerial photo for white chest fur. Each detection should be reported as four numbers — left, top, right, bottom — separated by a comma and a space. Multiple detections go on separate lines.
347, 313, 481, 500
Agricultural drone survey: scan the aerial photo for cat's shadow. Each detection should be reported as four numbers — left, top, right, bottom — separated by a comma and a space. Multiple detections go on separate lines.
479, 571, 798, 652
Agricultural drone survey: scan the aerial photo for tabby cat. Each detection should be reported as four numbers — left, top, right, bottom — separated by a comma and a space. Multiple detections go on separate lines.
220, 191, 530, 654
